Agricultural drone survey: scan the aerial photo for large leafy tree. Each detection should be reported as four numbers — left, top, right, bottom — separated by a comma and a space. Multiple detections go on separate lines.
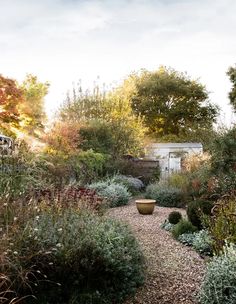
120, 67, 218, 140
19, 74, 49, 135
227, 65, 236, 111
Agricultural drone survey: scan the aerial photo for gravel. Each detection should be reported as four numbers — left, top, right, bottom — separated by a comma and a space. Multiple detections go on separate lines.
107, 199, 206, 304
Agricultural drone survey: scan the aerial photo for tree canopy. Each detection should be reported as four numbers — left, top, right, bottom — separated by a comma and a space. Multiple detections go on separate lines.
227, 65, 236, 111
58, 84, 146, 156
0, 74, 24, 134
19, 74, 49, 135
0, 73, 49, 137
118, 67, 219, 141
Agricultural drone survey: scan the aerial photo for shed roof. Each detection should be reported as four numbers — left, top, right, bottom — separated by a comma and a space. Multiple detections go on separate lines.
147, 142, 203, 149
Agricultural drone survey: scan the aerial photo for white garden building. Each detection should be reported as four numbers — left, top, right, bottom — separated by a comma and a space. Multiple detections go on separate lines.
144, 142, 203, 177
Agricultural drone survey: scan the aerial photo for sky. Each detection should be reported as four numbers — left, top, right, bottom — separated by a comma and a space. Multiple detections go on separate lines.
0, 0, 235, 125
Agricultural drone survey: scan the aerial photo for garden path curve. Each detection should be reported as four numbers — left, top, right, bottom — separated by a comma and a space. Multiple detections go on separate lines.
107, 199, 206, 304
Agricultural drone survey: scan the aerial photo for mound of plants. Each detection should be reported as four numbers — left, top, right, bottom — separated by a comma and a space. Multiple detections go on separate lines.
198, 243, 236, 304
3, 209, 145, 304
172, 219, 198, 239
145, 182, 185, 207
112, 175, 144, 194
88, 179, 131, 207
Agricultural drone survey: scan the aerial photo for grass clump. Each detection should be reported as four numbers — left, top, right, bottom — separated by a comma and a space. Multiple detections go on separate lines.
172, 219, 198, 239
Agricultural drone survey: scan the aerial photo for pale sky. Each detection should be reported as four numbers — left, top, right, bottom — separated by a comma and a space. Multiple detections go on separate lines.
0, 0, 236, 124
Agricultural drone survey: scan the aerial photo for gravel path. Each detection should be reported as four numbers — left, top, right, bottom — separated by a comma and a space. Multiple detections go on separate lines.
107, 199, 206, 304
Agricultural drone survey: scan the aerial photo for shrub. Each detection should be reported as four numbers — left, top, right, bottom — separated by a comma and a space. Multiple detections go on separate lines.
74, 149, 107, 184
168, 173, 189, 192
168, 211, 182, 224
6, 210, 145, 304
198, 243, 236, 304
145, 182, 185, 207
89, 180, 131, 207
187, 200, 213, 230
102, 183, 131, 207
192, 230, 213, 256
160, 220, 175, 231
206, 198, 236, 254
112, 175, 144, 194
172, 219, 198, 239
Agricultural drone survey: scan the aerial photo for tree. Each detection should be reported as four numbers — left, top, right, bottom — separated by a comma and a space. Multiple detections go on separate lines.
0, 74, 24, 135
19, 74, 49, 135
119, 67, 218, 140
227, 65, 236, 111
58, 83, 146, 156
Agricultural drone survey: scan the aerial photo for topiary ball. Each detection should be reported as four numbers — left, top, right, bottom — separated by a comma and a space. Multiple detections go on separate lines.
168, 211, 182, 224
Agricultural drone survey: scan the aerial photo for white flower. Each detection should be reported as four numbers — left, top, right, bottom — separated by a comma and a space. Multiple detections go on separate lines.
57, 228, 63, 232
56, 243, 62, 248
13, 251, 18, 255
13, 217, 17, 221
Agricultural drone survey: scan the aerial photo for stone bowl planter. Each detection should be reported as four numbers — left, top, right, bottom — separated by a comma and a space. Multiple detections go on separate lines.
135, 199, 156, 215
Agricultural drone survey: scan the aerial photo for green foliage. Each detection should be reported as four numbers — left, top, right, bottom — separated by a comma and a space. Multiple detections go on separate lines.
6, 210, 145, 304
168, 173, 189, 192
145, 182, 185, 207
74, 149, 107, 184
187, 200, 213, 230
79, 120, 115, 154
206, 198, 236, 254
119, 66, 218, 139
172, 219, 198, 239
88, 179, 131, 207
211, 126, 236, 176
227, 65, 236, 111
168, 211, 182, 224
198, 243, 236, 304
